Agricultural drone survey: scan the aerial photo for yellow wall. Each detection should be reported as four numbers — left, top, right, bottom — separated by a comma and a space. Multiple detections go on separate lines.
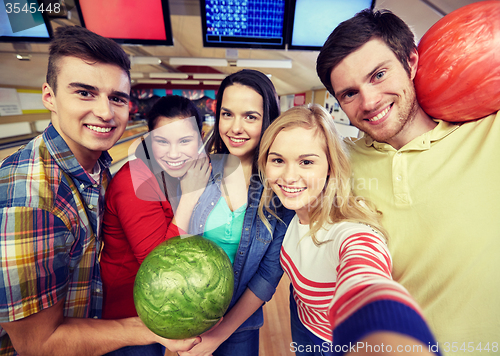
303, 88, 327, 106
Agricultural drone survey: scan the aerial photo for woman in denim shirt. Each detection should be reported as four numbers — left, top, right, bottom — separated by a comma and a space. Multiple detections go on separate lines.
183, 70, 294, 356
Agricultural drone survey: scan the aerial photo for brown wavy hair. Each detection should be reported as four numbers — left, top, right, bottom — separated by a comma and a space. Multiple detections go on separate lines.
316, 9, 416, 97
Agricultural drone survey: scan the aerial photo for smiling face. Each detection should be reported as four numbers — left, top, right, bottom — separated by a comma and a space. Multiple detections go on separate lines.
266, 126, 329, 225
330, 38, 420, 149
42, 56, 131, 171
151, 116, 202, 178
218, 83, 264, 164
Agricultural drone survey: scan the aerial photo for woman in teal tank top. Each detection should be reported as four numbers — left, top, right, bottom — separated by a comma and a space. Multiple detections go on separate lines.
185, 70, 294, 356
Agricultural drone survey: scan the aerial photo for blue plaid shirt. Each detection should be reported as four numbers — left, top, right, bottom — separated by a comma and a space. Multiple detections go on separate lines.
0, 123, 111, 355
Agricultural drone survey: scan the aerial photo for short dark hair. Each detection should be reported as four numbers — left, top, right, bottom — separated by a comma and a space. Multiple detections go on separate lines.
317, 9, 416, 96
47, 26, 131, 93
208, 69, 280, 173
146, 95, 203, 133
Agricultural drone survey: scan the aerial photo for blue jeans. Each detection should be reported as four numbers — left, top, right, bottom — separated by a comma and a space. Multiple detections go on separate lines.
213, 328, 259, 356
104, 343, 166, 356
290, 285, 334, 356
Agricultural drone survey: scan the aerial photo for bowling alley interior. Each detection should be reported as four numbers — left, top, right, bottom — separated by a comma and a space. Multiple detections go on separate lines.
0, 0, 492, 355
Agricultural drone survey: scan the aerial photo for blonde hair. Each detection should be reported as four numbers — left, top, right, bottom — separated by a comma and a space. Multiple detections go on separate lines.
257, 104, 388, 245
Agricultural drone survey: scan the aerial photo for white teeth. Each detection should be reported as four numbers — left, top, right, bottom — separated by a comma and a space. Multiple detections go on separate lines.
230, 137, 246, 143
166, 160, 185, 167
281, 186, 305, 193
87, 125, 112, 133
369, 106, 390, 122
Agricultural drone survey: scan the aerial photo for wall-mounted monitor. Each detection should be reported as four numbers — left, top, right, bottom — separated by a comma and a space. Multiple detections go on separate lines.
0, 0, 53, 42
75, 0, 173, 45
288, 0, 375, 51
200, 0, 288, 49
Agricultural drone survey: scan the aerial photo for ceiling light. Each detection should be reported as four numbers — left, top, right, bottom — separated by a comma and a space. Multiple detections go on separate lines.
192, 73, 227, 80
202, 80, 222, 86
16, 54, 31, 61
135, 79, 167, 84
236, 59, 292, 69
170, 80, 200, 85
150, 73, 189, 79
130, 72, 144, 79
169, 57, 228, 67
130, 56, 162, 65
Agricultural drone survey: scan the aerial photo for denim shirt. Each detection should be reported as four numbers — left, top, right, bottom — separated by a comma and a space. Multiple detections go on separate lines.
188, 155, 294, 332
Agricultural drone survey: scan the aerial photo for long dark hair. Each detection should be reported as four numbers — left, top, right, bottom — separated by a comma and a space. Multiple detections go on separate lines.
317, 9, 416, 97
207, 69, 280, 174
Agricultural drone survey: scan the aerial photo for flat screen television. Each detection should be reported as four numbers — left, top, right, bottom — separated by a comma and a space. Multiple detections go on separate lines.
200, 0, 288, 49
288, 0, 375, 51
74, 0, 173, 45
0, 0, 53, 42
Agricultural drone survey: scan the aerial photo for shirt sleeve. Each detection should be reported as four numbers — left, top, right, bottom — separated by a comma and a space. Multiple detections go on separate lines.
246, 226, 284, 302
247, 207, 294, 302
105, 165, 182, 264
329, 226, 440, 355
0, 207, 70, 323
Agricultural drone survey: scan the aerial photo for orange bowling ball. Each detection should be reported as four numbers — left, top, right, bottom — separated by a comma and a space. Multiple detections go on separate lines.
414, 1, 500, 122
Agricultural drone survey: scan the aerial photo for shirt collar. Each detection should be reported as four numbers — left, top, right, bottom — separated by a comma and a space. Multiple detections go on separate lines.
362, 119, 460, 152
43, 123, 112, 182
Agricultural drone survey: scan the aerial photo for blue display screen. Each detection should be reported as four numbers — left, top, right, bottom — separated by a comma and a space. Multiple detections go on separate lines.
0, 0, 52, 42
201, 0, 286, 49
289, 0, 375, 50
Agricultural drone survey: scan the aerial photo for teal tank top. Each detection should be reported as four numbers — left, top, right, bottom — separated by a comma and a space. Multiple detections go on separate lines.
204, 197, 246, 264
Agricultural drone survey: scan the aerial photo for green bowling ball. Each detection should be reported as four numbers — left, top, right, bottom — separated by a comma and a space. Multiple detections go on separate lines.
133, 235, 234, 339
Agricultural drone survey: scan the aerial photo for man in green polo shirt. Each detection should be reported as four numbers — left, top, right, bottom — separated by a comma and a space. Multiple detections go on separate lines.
317, 8, 500, 356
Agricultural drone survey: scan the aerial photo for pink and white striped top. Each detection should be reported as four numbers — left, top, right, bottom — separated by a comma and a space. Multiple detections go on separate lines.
280, 214, 424, 343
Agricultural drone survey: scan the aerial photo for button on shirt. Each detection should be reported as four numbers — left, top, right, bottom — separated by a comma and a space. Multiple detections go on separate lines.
204, 197, 246, 264
0, 124, 109, 356
356, 123, 458, 207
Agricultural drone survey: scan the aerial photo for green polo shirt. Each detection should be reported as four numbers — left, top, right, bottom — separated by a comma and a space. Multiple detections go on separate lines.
346, 111, 500, 353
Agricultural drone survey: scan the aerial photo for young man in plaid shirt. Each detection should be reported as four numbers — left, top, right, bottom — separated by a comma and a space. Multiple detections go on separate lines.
0, 26, 199, 356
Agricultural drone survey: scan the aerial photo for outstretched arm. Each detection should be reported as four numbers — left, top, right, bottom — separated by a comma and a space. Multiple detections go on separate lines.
347, 332, 434, 356
330, 229, 439, 355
